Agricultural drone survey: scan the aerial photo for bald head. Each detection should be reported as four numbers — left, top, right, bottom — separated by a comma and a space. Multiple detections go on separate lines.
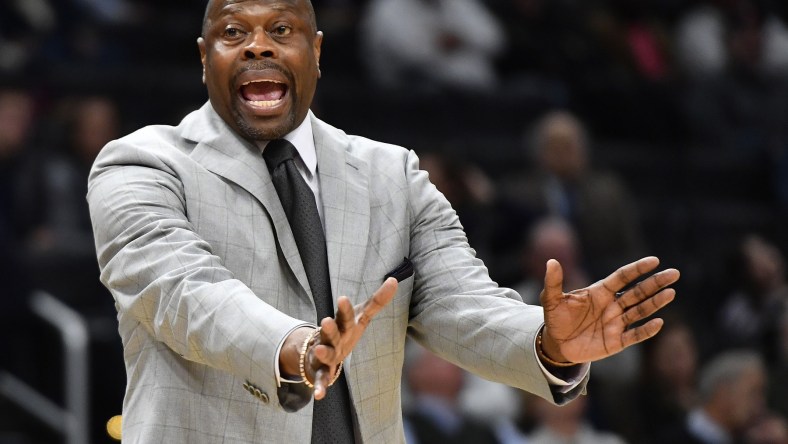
532, 110, 589, 180
698, 350, 766, 433
202, 0, 317, 37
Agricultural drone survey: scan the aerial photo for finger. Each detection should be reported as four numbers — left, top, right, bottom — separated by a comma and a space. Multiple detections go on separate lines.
356, 277, 398, 327
335, 296, 355, 333
539, 259, 564, 305
319, 317, 341, 346
616, 268, 680, 310
620, 288, 676, 325
601, 256, 660, 294
313, 365, 330, 400
621, 317, 664, 348
312, 343, 339, 366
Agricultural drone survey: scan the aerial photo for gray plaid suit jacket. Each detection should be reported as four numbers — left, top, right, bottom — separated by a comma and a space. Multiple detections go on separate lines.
87, 102, 586, 443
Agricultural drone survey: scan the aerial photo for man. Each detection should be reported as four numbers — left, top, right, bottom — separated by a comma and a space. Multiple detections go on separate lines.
359, 0, 505, 92
501, 111, 645, 278
402, 344, 500, 444
87, 0, 680, 442
659, 351, 772, 444
525, 392, 626, 444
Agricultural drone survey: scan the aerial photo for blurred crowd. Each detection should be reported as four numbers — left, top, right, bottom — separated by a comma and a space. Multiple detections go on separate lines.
2, 0, 788, 443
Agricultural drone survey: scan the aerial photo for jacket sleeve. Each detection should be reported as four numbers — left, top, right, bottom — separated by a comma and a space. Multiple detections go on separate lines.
87, 135, 310, 412
402, 149, 587, 405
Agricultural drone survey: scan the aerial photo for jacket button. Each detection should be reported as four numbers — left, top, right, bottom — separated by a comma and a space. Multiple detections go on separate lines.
253, 388, 269, 403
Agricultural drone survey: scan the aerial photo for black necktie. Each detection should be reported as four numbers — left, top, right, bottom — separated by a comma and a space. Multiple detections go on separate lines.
263, 139, 355, 444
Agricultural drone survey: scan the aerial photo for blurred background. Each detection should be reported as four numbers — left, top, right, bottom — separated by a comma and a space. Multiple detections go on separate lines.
1, 0, 787, 443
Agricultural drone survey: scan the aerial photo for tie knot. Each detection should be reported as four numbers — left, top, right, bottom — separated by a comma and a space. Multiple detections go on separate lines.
263, 139, 299, 172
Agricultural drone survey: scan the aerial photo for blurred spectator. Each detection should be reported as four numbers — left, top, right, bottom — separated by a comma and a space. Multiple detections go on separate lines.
419, 152, 498, 266
490, 0, 586, 74
676, 0, 788, 78
310, 1, 365, 83
500, 111, 644, 279
0, 87, 55, 444
458, 374, 524, 444
403, 343, 500, 444
0, 88, 36, 314
717, 234, 788, 364
599, 0, 676, 83
0, 0, 56, 74
660, 350, 770, 444
524, 392, 627, 444
675, 1, 729, 77
512, 216, 590, 305
771, 310, 788, 419
679, 0, 788, 170
17, 96, 119, 309
626, 312, 700, 443
620, 8, 671, 82
359, 0, 505, 93
39, 0, 202, 70
744, 413, 788, 444
41, 0, 131, 66
14, 95, 127, 443
69, 0, 135, 24
484, 0, 586, 102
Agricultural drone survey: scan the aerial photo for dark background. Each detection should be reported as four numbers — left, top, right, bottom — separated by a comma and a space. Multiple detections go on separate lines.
1, 0, 787, 442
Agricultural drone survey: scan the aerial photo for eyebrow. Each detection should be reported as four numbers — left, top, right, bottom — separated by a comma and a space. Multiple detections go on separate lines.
221, 5, 245, 16
211, 0, 314, 32
219, 2, 297, 18
220, 0, 300, 11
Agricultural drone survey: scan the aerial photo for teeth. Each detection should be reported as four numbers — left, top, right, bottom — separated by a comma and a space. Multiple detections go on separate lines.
248, 99, 282, 107
242, 80, 283, 86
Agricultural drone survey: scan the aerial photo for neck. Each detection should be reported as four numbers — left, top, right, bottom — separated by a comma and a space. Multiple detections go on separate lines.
703, 404, 734, 434
544, 418, 580, 437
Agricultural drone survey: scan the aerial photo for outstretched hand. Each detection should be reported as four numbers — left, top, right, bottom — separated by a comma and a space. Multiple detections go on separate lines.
282, 277, 398, 399
539, 256, 679, 365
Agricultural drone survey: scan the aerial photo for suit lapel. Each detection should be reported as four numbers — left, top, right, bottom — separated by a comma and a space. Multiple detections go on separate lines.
311, 114, 371, 306
183, 103, 313, 301
179, 105, 372, 314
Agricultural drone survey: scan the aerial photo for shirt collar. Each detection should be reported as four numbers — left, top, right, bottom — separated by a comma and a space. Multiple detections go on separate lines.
688, 408, 732, 444
283, 115, 317, 177
257, 115, 317, 177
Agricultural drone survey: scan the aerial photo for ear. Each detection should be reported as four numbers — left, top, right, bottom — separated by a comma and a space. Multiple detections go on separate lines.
197, 37, 207, 84
314, 31, 323, 78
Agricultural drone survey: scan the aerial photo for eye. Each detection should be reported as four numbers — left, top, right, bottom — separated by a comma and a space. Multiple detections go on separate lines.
223, 26, 246, 39
272, 25, 291, 37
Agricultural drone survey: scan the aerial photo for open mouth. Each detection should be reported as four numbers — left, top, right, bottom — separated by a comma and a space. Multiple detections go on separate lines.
239, 80, 288, 108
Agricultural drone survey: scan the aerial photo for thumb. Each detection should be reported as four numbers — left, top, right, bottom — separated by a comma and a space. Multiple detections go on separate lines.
540, 259, 564, 305
356, 277, 398, 326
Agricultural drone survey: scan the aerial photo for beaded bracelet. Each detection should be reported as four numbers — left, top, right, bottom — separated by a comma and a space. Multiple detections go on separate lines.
329, 361, 343, 387
536, 328, 576, 368
298, 327, 344, 388
299, 328, 321, 388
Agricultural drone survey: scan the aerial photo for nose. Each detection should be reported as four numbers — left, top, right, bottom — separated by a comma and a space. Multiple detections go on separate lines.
242, 28, 275, 60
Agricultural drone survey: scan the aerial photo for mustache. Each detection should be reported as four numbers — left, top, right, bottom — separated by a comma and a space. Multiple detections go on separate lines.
233, 60, 294, 85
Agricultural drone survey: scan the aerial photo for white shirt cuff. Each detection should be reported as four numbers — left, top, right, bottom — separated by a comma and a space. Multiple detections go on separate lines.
533, 323, 590, 393
274, 323, 317, 387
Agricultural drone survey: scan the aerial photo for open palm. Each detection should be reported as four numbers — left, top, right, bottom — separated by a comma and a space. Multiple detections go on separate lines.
308, 277, 398, 399
540, 256, 680, 364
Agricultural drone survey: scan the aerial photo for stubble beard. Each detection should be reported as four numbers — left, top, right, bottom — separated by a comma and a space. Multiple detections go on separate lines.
231, 102, 298, 142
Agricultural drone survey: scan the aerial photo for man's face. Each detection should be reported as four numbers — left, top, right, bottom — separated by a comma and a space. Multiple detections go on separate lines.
199, 0, 322, 141
719, 366, 766, 433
